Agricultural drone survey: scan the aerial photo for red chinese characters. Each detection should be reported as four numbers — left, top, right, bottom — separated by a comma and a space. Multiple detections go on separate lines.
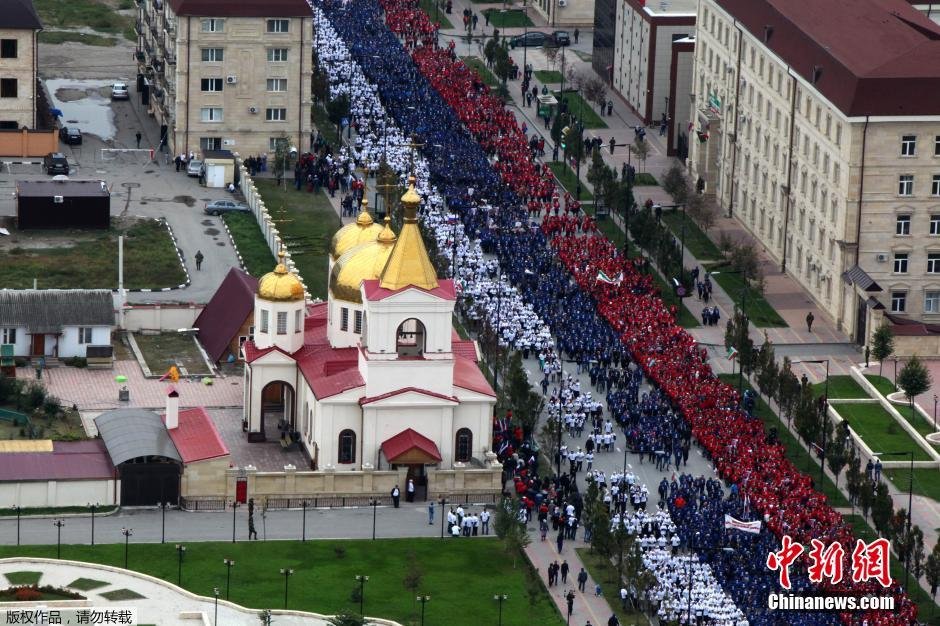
766, 537, 893, 589
807, 538, 846, 584
766, 535, 805, 590
852, 538, 893, 588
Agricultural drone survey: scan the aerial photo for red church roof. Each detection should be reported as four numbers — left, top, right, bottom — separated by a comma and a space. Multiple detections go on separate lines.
381, 428, 443, 463
196, 268, 258, 363
362, 279, 456, 302
162, 407, 229, 463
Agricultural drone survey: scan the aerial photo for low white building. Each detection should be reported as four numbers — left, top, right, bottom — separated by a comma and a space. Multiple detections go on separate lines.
0, 440, 118, 508
0, 290, 114, 359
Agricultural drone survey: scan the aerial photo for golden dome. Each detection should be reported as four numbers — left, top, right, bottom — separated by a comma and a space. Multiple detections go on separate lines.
330, 217, 398, 303
329, 200, 384, 260
379, 176, 439, 292
258, 251, 305, 302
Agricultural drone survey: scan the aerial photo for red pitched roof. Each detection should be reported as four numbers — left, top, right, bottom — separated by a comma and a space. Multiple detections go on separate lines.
453, 357, 496, 397
0, 440, 114, 481
360, 387, 459, 406
196, 268, 258, 363
381, 428, 443, 462
362, 279, 456, 302
163, 407, 229, 463
170, 0, 311, 17
452, 336, 479, 362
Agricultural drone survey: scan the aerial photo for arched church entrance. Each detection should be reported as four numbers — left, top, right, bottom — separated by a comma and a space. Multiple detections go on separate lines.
259, 381, 295, 443
380, 428, 442, 502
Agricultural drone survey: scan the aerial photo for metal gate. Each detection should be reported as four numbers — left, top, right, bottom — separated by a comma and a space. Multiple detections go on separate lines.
119, 461, 181, 506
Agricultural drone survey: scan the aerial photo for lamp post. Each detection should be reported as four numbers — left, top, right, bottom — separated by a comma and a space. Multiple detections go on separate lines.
493, 594, 508, 626
933, 394, 937, 430
230, 500, 239, 544
89, 502, 98, 546
356, 575, 369, 616
521, 6, 529, 82
894, 357, 899, 391
493, 269, 503, 394
793, 359, 830, 485
439, 497, 448, 539
223, 558, 235, 600
370, 498, 379, 541
175, 544, 186, 586
301, 500, 308, 542
12, 505, 20, 546
121, 527, 133, 569
874, 450, 915, 591
710, 268, 749, 396
416, 595, 430, 626
159, 501, 168, 544
53, 519, 64, 559
280, 568, 294, 609
213, 587, 220, 625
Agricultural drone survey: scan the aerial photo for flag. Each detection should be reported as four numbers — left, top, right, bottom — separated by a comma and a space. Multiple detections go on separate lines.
596, 270, 622, 285
724, 514, 761, 534
727, 346, 738, 360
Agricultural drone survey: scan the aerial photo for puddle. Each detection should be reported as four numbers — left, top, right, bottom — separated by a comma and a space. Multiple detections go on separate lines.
216, 242, 226, 247
204, 228, 220, 236
173, 195, 196, 207
200, 220, 214, 226
46, 78, 117, 141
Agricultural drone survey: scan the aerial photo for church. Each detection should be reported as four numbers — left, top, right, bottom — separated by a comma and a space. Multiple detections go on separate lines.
241, 178, 497, 499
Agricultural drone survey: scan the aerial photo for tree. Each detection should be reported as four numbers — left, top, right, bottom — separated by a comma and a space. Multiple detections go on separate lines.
925, 541, 940, 600
582, 75, 607, 114
845, 452, 863, 509
871, 481, 894, 536
897, 355, 932, 423
685, 190, 717, 232
543, 44, 559, 70
826, 421, 850, 486
858, 477, 874, 520
504, 352, 545, 437
494, 496, 530, 567
402, 549, 424, 596
775, 358, 801, 426
326, 94, 351, 139
662, 164, 689, 205
630, 138, 650, 173
755, 336, 778, 403
328, 614, 366, 626
871, 322, 895, 377
793, 385, 820, 447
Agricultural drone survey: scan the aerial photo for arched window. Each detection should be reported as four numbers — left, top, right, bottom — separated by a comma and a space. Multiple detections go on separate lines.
455, 428, 472, 463
338, 429, 356, 464
396, 318, 426, 357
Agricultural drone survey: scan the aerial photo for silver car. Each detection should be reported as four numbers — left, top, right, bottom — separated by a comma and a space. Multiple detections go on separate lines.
204, 199, 249, 215
186, 159, 204, 177
111, 82, 129, 100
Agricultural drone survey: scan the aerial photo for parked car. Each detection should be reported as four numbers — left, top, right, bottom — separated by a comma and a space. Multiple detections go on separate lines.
204, 199, 249, 215
186, 159, 204, 177
42, 152, 69, 176
59, 127, 82, 145
551, 31, 571, 46
509, 31, 547, 49
111, 82, 129, 100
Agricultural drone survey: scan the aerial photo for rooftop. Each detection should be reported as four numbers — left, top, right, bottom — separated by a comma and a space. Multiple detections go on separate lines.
195, 268, 257, 363
0, 289, 114, 334
168, 0, 311, 17
0, 440, 114, 482
0, 0, 42, 30
16, 180, 110, 198
163, 407, 229, 464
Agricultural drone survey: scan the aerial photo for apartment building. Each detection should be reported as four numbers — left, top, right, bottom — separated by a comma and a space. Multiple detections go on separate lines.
531, 0, 596, 28
688, 0, 940, 345
0, 0, 41, 130
136, 0, 312, 158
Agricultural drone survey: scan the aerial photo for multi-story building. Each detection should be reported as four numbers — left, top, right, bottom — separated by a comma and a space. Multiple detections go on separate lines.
0, 0, 41, 130
688, 0, 940, 344
531, 0, 596, 28
136, 0, 312, 158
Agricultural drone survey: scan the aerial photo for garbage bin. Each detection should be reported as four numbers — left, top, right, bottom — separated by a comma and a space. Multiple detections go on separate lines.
119, 387, 129, 402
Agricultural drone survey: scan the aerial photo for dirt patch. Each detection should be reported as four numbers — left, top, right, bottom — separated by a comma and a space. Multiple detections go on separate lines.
173, 195, 196, 207
54, 87, 94, 102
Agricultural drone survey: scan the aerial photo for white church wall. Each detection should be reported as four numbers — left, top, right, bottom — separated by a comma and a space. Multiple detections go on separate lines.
453, 401, 494, 462
246, 355, 298, 435
362, 358, 454, 398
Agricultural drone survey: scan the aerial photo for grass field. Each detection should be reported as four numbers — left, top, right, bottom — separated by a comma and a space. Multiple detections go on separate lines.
133, 333, 211, 376
0, 505, 116, 518
554, 91, 607, 129
0, 220, 186, 290
577, 548, 645, 626
255, 180, 342, 301
884, 467, 940, 503
717, 374, 850, 507
222, 212, 275, 277
546, 161, 594, 201
633, 173, 658, 186
709, 265, 788, 327
534, 70, 563, 84
659, 210, 722, 262
865, 374, 897, 397
0, 540, 565, 626
812, 375, 868, 399
312, 104, 341, 148
5, 572, 41, 586
484, 9, 534, 27
38, 31, 118, 46
420, 0, 454, 29
462, 56, 501, 88
832, 403, 931, 461
34, 0, 135, 42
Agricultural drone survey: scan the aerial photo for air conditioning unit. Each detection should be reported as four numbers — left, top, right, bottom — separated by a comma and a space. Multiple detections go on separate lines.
558, 0, 567, 6
876, 253, 888, 263
226, 75, 238, 84
53, 195, 63, 204
248, 106, 258, 114
222, 139, 235, 147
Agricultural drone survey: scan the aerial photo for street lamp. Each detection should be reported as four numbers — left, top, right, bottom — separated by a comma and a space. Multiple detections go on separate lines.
893, 357, 899, 392
12, 505, 20, 546
121, 527, 133, 569
230, 500, 239, 544
416, 595, 430, 626
710, 268, 749, 395
159, 501, 169, 543
933, 394, 937, 430
356, 574, 369, 616
280, 568, 294, 609
89, 502, 98, 546
301, 500, 308, 542
175, 544, 186, 586
873, 450, 915, 591
370, 498, 379, 541
439, 497, 448, 539
793, 359, 830, 485
53, 519, 64, 559
222, 558, 235, 600
213, 587, 220, 625
493, 593, 508, 626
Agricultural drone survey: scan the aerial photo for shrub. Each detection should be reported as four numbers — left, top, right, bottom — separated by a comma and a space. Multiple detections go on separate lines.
20, 383, 45, 411
333, 546, 347, 560
43, 395, 61, 419
62, 357, 87, 368
0, 375, 22, 404
14, 586, 41, 601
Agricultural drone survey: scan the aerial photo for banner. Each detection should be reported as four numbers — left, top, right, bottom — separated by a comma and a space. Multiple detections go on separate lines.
725, 514, 761, 534
727, 346, 738, 360
596, 270, 623, 285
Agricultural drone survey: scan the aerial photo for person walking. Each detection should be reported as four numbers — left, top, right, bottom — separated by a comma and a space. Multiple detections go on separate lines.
577, 568, 588, 592
556, 530, 564, 553
874, 458, 883, 482
391, 485, 401, 508
174, 154, 182, 172
480, 507, 490, 534
406, 478, 415, 502
560, 560, 569, 584
136, 131, 142, 149
573, 28, 579, 44
806, 311, 815, 332
609, 137, 615, 154
566, 590, 575, 617
248, 514, 258, 540
194, 250, 204, 271
428, 501, 435, 525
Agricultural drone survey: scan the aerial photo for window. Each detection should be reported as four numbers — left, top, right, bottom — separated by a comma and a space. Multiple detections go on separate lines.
201, 48, 224, 62
276, 311, 287, 335
901, 135, 917, 156
200, 137, 221, 151
338, 429, 356, 464
200, 107, 223, 123
260, 309, 269, 333
929, 253, 940, 274
926, 291, 940, 314
894, 253, 909, 274
267, 48, 288, 62
891, 291, 907, 313
294, 309, 302, 334
0, 328, 15, 344
932, 215, 940, 236
78, 327, 93, 344
896, 215, 911, 236
354, 310, 363, 334
0, 79, 16, 98
266, 78, 287, 92
201, 18, 224, 32
935, 136, 940, 156
340, 307, 349, 331
267, 19, 289, 33
455, 428, 473, 463
934, 175, 940, 196
269, 136, 289, 151
265, 108, 286, 121
201, 78, 223, 92
0, 39, 16, 58
899, 175, 914, 196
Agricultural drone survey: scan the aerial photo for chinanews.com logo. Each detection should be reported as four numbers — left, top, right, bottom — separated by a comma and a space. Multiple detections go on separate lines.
764, 535, 895, 611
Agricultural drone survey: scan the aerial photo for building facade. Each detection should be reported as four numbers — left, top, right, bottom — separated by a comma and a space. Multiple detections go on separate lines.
0, 290, 114, 359
532, 0, 597, 28
0, 0, 41, 130
688, 0, 940, 344
136, 0, 312, 158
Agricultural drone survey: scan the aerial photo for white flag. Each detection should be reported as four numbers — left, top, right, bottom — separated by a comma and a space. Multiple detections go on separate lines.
724, 514, 761, 534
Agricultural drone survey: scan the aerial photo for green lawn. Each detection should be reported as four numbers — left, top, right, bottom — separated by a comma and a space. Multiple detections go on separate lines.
255, 180, 342, 301
717, 374, 850, 507
462, 56, 500, 88
890, 401, 940, 450
865, 374, 897, 397
546, 161, 594, 200
534, 70, 563, 84
832, 403, 931, 461
420, 0, 454, 29
883, 468, 940, 502
0, 540, 564, 626
132, 333, 211, 376
34, 0, 134, 41
813, 375, 868, 399
5, 571, 41, 586
633, 173, 658, 186
484, 9, 534, 27
709, 265, 788, 327
660, 210, 722, 262
67, 578, 110, 591
0, 220, 186, 290
222, 212, 276, 278
554, 91, 608, 129
0, 505, 116, 517
312, 104, 341, 148
38, 31, 118, 46
576, 548, 645, 626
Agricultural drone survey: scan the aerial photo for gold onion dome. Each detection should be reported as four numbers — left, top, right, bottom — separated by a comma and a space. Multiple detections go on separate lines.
258, 250, 305, 302
330, 217, 398, 303
379, 176, 439, 291
329, 200, 384, 260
